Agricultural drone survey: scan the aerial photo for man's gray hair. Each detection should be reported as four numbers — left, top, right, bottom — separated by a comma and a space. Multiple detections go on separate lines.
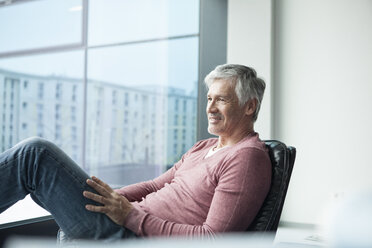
204, 64, 266, 122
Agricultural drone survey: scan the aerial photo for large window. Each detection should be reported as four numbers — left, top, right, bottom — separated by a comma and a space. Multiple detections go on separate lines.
0, 0, 227, 225
0, 0, 199, 188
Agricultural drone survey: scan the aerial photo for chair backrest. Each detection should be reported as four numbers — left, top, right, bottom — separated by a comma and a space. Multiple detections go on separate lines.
247, 140, 296, 232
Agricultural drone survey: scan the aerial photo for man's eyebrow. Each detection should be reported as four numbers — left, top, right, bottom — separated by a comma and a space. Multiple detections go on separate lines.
219, 95, 231, 98
216, 94, 233, 100
207, 93, 231, 98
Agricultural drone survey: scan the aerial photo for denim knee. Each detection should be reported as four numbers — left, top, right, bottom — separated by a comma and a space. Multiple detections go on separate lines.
19, 136, 56, 152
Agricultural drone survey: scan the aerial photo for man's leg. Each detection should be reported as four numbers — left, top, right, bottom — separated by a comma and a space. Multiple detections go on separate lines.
0, 137, 135, 240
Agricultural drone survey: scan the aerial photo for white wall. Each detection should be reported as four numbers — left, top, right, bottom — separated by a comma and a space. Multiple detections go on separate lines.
274, 0, 372, 225
228, 0, 372, 225
227, 0, 273, 139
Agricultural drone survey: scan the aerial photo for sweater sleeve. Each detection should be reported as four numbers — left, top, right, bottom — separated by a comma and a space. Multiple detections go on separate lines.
114, 164, 177, 202
115, 140, 204, 202
123, 147, 271, 237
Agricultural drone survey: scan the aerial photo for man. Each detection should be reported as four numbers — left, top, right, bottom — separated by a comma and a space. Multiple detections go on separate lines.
0, 64, 271, 240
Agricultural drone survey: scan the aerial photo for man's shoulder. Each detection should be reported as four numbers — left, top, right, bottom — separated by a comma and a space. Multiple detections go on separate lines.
192, 137, 218, 150
222, 134, 271, 171
223, 133, 270, 166
235, 132, 267, 152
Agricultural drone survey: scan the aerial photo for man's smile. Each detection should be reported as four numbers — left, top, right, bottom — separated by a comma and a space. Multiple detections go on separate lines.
208, 114, 222, 124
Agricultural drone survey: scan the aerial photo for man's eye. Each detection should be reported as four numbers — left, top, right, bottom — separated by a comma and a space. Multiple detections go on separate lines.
218, 98, 225, 102
207, 97, 212, 101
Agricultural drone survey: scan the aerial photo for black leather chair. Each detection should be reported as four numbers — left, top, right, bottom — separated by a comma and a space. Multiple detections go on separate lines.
247, 140, 296, 233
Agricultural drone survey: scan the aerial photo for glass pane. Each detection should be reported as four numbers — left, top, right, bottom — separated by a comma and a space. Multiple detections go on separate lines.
88, 0, 199, 46
0, 0, 82, 53
86, 37, 198, 187
0, 51, 84, 165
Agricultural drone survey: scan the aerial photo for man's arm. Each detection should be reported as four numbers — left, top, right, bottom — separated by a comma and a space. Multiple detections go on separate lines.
84, 141, 269, 237
114, 166, 177, 202
84, 177, 216, 236
114, 141, 201, 201
123, 148, 271, 237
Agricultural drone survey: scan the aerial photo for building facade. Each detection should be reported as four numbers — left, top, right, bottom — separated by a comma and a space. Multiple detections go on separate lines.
0, 68, 197, 186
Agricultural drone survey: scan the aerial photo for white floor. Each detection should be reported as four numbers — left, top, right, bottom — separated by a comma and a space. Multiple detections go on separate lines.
274, 223, 325, 247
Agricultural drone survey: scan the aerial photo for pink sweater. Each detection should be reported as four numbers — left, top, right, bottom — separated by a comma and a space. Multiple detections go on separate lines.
116, 133, 271, 237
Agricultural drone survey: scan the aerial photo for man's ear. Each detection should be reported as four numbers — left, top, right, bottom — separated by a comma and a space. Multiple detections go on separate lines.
245, 99, 257, 116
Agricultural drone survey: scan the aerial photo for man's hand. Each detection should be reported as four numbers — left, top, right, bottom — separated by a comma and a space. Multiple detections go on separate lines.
83, 176, 133, 226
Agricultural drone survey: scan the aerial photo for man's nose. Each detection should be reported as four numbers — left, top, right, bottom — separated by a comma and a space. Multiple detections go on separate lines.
207, 101, 217, 113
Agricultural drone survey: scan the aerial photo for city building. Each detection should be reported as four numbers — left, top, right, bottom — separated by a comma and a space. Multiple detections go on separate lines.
0, 68, 196, 186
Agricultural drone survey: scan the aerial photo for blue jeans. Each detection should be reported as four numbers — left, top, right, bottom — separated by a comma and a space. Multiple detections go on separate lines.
0, 137, 136, 240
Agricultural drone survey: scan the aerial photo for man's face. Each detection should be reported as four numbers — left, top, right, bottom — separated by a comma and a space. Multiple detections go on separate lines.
206, 79, 248, 138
